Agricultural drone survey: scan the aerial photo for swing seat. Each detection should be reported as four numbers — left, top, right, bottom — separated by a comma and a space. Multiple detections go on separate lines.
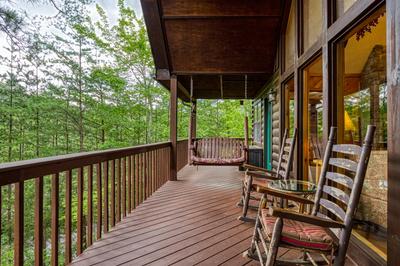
190, 137, 247, 166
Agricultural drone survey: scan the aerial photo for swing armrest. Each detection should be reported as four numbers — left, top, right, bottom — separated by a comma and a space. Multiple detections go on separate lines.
247, 171, 277, 181
256, 186, 315, 205
269, 207, 345, 228
243, 164, 275, 175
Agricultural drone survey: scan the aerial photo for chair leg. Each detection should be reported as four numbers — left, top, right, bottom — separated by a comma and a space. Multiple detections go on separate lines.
238, 175, 253, 221
265, 217, 283, 266
244, 198, 263, 260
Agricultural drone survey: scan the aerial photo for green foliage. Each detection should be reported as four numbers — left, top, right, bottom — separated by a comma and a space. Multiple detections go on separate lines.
0, 1, 252, 265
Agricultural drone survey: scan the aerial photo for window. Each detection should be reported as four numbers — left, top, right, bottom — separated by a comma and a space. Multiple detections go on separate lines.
303, 0, 323, 51
336, 8, 387, 257
283, 79, 295, 137
336, 0, 358, 18
253, 100, 263, 145
284, 1, 295, 71
302, 57, 323, 183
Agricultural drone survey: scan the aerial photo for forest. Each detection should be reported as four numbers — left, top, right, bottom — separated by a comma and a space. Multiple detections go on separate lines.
0, 0, 251, 264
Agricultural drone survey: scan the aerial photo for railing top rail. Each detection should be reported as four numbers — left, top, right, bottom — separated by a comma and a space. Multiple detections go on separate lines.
0, 141, 172, 186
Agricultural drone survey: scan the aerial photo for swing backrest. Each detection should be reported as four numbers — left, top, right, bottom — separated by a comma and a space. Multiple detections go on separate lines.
195, 138, 245, 159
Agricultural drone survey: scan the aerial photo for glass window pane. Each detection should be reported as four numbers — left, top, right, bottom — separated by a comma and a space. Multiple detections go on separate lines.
284, 79, 295, 137
303, 0, 323, 51
285, 2, 295, 70
337, 9, 387, 256
303, 57, 323, 183
336, 0, 358, 18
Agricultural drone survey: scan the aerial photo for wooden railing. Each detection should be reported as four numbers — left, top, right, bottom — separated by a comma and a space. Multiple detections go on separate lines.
177, 139, 189, 171
0, 140, 188, 265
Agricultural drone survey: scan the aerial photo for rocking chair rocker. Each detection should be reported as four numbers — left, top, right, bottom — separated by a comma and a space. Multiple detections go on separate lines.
245, 126, 375, 266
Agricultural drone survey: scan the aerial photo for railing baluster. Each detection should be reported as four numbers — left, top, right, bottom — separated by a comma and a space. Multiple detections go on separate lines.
139, 153, 143, 204
103, 161, 109, 233
116, 158, 121, 222
96, 163, 102, 240
65, 170, 72, 264
128, 156, 131, 212
135, 154, 139, 208
151, 150, 155, 193
14, 181, 24, 266
87, 165, 93, 246
110, 160, 115, 227
77, 167, 84, 255
0, 186, 2, 263
51, 173, 59, 265
34, 177, 43, 266
145, 152, 149, 199
122, 157, 126, 217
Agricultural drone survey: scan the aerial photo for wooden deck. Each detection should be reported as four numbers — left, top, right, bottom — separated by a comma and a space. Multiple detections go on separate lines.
71, 166, 257, 265
71, 166, 355, 266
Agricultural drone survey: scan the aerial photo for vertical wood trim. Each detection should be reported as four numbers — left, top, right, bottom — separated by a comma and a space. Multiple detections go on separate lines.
77, 167, 84, 255
103, 161, 109, 233
96, 163, 102, 240
387, 0, 400, 264
51, 173, 59, 265
170, 75, 178, 181
87, 165, 93, 246
65, 170, 72, 263
34, 177, 43, 266
110, 160, 115, 227
14, 181, 24, 266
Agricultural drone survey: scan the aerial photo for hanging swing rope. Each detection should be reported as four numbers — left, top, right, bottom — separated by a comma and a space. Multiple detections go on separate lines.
220, 75, 224, 99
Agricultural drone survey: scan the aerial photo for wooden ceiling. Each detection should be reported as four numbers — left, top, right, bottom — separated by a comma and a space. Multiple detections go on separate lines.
141, 0, 284, 101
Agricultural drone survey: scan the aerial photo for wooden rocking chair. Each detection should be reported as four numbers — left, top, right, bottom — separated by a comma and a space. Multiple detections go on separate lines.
245, 126, 375, 266
238, 128, 297, 222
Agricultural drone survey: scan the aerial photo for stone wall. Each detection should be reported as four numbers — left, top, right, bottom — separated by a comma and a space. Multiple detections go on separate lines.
356, 150, 388, 229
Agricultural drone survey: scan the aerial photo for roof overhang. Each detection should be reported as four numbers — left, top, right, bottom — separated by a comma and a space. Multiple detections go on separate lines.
141, 0, 284, 100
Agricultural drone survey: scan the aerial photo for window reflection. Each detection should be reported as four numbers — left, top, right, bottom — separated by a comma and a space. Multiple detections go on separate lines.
337, 9, 387, 256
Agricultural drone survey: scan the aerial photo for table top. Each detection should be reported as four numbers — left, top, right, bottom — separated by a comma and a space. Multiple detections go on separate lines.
268, 179, 316, 193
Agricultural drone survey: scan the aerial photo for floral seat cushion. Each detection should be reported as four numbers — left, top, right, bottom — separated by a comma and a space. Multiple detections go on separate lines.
261, 209, 335, 251
191, 155, 245, 165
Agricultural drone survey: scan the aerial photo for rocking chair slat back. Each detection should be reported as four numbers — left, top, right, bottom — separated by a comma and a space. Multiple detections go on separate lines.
311, 126, 375, 265
276, 129, 297, 180
328, 158, 358, 173
325, 172, 354, 188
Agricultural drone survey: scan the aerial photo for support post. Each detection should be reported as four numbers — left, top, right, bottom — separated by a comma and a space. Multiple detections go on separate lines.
188, 100, 197, 164
244, 115, 249, 162
170, 75, 178, 181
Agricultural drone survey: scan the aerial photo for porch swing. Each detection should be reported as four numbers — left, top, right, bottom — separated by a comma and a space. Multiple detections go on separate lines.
189, 75, 249, 166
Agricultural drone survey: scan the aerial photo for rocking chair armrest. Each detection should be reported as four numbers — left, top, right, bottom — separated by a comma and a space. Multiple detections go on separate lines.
256, 186, 315, 205
269, 207, 345, 228
247, 171, 277, 181
243, 164, 275, 175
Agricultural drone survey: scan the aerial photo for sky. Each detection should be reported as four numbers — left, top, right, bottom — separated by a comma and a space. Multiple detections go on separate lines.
0, 0, 143, 73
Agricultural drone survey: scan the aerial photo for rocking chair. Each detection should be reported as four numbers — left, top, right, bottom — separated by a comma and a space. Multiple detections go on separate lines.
245, 125, 375, 266
238, 128, 297, 222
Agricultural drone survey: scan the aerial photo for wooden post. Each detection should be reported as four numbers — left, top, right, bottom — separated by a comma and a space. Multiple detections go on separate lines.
170, 75, 178, 181
387, 1, 400, 265
188, 99, 197, 164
